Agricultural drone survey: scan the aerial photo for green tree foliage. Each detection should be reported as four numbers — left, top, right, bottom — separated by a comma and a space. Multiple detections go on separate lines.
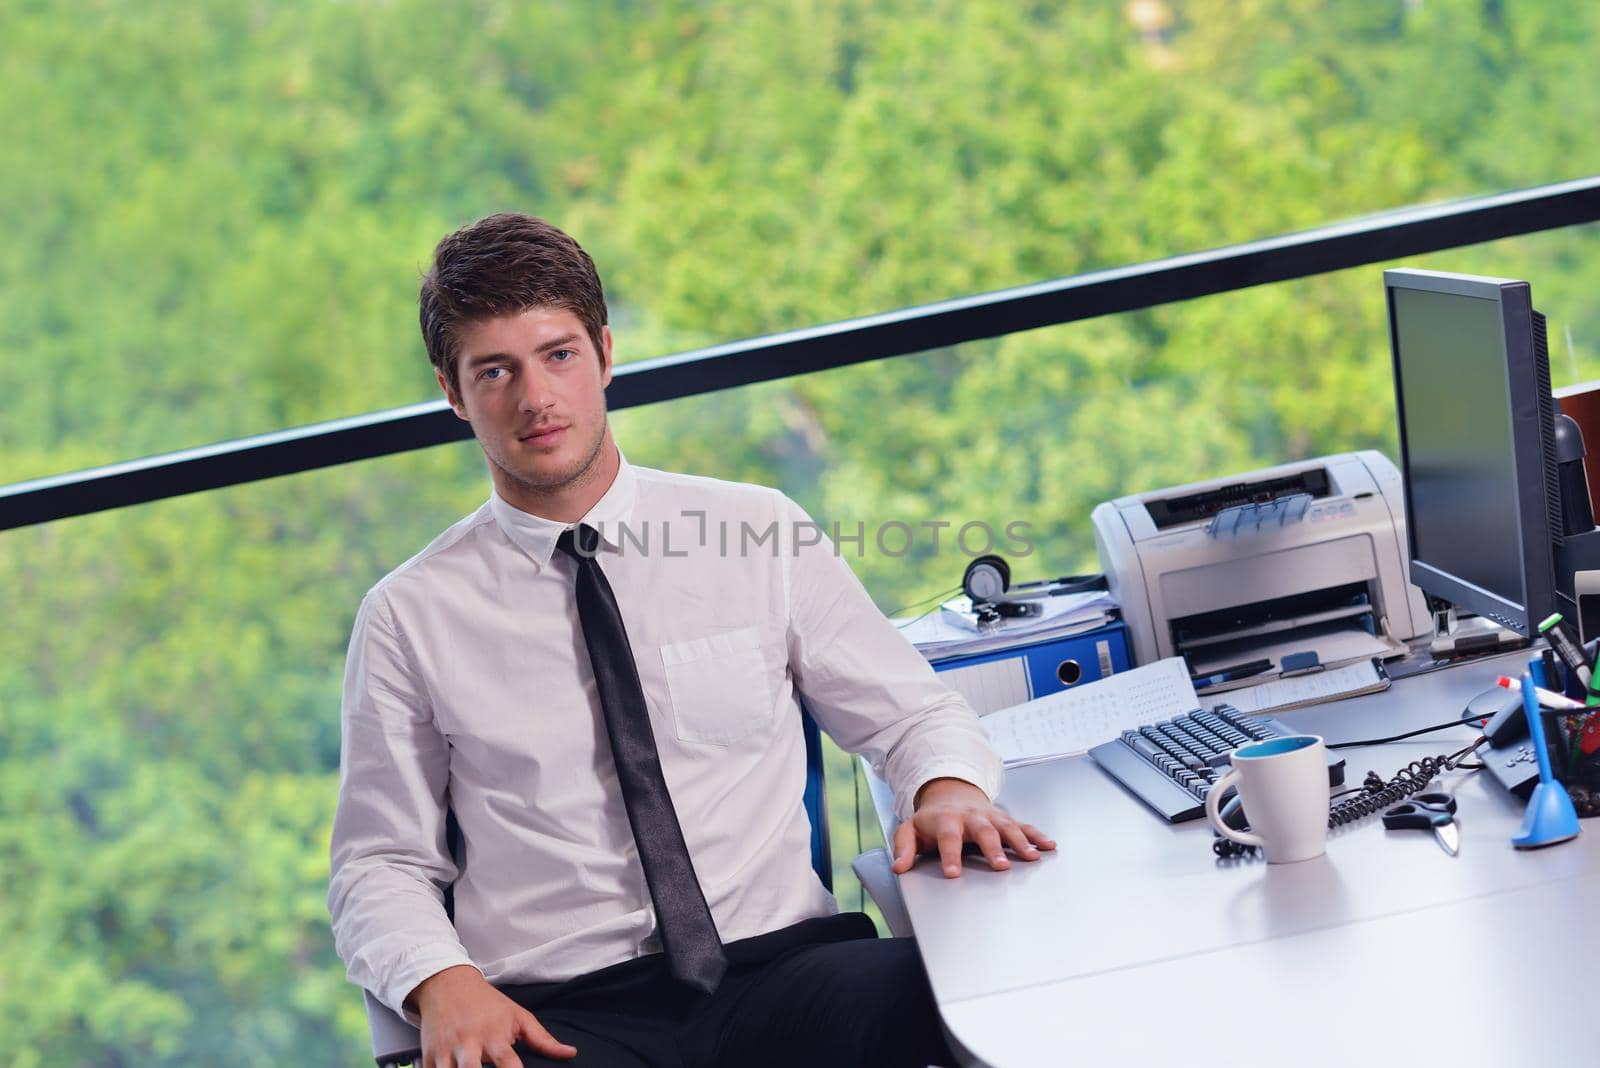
3, 1, 1599, 1062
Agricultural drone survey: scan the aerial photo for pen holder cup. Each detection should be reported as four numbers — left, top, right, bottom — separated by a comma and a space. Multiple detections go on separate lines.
1551, 706, 1600, 804
1516, 661, 1600, 815
1541, 662, 1597, 790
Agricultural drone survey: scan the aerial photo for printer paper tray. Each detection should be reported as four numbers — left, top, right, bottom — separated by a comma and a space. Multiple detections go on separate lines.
1189, 620, 1401, 692
1174, 601, 1375, 653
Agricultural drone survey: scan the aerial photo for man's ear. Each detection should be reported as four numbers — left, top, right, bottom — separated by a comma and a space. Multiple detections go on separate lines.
600, 325, 614, 388
436, 367, 469, 421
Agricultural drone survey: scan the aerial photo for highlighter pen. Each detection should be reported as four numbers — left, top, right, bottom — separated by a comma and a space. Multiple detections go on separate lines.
1494, 675, 1586, 711
1537, 613, 1592, 687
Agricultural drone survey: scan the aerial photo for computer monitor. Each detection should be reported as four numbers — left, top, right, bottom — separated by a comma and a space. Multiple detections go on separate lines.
1385, 268, 1559, 638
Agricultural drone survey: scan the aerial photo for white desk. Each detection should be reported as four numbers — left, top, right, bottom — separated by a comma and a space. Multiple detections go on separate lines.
879, 650, 1600, 1067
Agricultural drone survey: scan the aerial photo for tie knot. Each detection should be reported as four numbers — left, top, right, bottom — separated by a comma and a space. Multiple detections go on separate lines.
556, 523, 602, 561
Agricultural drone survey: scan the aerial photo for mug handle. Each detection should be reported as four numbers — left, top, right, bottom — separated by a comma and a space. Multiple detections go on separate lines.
1204, 768, 1264, 850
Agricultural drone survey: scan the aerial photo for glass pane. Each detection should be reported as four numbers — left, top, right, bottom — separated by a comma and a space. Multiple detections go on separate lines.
6, 221, 1597, 1061
7, 0, 1600, 483
1, 451, 487, 1065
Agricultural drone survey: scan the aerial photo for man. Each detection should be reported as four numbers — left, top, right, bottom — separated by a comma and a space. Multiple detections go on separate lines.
328, 213, 1054, 1068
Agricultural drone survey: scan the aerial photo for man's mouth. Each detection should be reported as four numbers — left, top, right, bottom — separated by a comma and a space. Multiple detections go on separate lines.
519, 424, 568, 445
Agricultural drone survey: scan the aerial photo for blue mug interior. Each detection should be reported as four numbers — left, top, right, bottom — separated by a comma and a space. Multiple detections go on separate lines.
1234, 734, 1319, 760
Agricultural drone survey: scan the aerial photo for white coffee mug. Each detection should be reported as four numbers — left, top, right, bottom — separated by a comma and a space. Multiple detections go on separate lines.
1204, 734, 1329, 863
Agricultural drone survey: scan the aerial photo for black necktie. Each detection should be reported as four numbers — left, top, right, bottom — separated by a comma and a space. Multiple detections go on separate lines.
555, 524, 727, 993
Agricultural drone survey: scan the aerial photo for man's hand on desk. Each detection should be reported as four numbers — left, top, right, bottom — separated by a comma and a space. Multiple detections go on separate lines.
409, 964, 577, 1067
891, 777, 1056, 879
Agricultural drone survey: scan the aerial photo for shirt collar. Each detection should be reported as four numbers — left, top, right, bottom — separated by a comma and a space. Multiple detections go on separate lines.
488, 452, 639, 569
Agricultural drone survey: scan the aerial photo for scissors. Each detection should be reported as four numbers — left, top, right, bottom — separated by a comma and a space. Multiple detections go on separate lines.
1382, 791, 1459, 856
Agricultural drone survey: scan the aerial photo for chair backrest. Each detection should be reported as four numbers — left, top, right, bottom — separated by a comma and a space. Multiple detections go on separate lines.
799, 704, 832, 891
365, 708, 833, 1067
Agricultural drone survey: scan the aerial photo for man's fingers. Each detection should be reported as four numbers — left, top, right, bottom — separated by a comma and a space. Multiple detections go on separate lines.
451, 1043, 483, 1068
519, 1007, 578, 1059
487, 1041, 523, 1068
1019, 822, 1057, 850
971, 818, 1010, 870
936, 819, 965, 878
997, 819, 1042, 860
891, 820, 917, 874
902, 799, 1054, 879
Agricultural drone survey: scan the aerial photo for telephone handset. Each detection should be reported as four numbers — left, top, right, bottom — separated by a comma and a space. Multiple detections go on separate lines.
1465, 687, 1531, 748
1463, 685, 1546, 799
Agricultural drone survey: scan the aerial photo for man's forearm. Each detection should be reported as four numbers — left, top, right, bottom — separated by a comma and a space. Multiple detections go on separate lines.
327, 853, 473, 1016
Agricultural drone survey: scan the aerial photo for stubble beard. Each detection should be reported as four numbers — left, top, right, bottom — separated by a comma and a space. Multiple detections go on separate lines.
488, 418, 610, 501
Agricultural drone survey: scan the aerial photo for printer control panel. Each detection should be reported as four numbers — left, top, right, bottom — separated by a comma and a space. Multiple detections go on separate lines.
1307, 499, 1358, 524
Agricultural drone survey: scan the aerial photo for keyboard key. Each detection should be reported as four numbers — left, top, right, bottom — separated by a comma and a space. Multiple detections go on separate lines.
1131, 736, 1164, 763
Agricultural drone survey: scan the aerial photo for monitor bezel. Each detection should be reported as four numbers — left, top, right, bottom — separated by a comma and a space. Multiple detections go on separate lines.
1384, 267, 1557, 638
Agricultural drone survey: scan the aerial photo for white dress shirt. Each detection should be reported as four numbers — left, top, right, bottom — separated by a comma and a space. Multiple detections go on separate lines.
327, 457, 1003, 1018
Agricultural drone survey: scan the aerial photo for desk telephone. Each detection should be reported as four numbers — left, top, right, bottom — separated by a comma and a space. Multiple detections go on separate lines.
1471, 685, 1554, 800
1464, 639, 1600, 800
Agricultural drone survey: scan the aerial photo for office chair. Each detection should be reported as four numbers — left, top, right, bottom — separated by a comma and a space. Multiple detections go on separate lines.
361, 708, 909, 1068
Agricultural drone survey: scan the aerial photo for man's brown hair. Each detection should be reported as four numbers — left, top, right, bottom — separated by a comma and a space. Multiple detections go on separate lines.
420, 213, 609, 395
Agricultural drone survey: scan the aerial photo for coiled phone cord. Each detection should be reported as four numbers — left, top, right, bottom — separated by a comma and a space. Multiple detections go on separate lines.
1212, 737, 1486, 858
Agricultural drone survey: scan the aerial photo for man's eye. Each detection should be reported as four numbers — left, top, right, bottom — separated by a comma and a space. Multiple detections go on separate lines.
479, 367, 507, 381
550, 349, 575, 362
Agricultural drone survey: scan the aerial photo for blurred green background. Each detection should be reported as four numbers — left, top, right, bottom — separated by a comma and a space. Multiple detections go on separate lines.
3, 1, 1599, 1062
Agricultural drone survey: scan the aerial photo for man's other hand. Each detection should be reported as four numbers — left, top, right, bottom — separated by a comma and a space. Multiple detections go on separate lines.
410, 964, 577, 1067
890, 777, 1056, 878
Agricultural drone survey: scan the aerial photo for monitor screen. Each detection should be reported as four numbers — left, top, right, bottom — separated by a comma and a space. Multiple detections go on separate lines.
1385, 269, 1557, 637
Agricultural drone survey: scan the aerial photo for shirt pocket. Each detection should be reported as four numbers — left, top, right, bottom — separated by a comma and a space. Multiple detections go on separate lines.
658, 627, 774, 746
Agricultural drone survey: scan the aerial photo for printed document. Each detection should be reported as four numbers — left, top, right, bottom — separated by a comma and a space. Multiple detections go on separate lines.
982, 658, 1198, 767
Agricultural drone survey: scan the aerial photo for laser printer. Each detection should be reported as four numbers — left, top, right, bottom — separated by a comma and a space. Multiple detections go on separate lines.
1091, 451, 1432, 670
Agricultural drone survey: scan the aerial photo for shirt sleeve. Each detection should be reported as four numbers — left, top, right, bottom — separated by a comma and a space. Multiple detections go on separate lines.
327, 589, 477, 1022
777, 494, 1004, 821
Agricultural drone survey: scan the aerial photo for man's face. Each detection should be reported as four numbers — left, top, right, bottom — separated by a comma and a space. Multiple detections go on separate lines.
441, 306, 615, 510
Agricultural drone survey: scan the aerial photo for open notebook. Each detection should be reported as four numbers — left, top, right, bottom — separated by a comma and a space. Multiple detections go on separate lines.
981, 657, 1389, 768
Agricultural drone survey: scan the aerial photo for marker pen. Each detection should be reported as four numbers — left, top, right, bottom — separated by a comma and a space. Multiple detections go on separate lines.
1495, 674, 1586, 711
1538, 613, 1592, 687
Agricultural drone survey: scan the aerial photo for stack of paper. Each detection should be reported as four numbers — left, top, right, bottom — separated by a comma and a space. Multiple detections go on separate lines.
895, 588, 1117, 661
1222, 659, 1389, 715
980, 658, 1199, 767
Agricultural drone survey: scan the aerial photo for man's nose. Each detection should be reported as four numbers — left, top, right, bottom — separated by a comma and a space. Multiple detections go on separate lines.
518, 367, 555, 413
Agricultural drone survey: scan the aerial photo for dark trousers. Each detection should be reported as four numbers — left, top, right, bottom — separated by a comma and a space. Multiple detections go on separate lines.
499, 913, 956, 1068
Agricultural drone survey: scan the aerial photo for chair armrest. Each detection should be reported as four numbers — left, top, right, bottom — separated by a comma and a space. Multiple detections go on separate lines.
364, 988, 422, 1068
850, 847, 913, 939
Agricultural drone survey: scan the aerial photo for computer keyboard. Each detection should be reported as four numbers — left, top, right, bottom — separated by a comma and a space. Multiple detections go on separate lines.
1089, 704, 1346, 823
